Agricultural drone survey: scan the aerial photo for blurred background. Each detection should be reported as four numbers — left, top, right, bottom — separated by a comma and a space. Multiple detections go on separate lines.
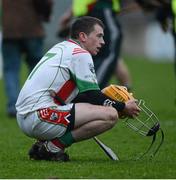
43, 0, 174, 61
0, 0, 175, 118
0, 0, 174, 80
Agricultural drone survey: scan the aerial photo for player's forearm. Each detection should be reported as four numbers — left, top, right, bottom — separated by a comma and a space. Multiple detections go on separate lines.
72, 90, 125, 111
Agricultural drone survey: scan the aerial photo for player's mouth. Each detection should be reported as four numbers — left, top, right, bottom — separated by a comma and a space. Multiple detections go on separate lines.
96, 46, 101, 52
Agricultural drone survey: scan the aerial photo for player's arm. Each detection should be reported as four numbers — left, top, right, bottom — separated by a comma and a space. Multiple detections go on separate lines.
71, 52, 139, 116
72, 90, 125, 112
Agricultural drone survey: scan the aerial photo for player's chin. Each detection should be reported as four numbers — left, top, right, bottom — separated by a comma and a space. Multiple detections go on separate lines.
92, 50, 99, 56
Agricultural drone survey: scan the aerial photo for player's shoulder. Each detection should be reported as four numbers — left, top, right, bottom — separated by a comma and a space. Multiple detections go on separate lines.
67, 39, 90, 57
72, 47, 89, 56
72, 48, 92, 62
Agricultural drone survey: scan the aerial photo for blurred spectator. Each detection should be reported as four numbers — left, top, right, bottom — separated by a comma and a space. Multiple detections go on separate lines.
134, 0, 176, 102
2, 0, 53, 117
58, 0, 132, 90
134, 0, 174, 69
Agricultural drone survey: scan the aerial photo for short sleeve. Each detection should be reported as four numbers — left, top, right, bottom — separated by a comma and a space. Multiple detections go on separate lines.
70, 52, 100, 92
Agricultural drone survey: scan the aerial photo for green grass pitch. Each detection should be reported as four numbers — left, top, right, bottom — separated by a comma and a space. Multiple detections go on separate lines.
0, 56, 176, 179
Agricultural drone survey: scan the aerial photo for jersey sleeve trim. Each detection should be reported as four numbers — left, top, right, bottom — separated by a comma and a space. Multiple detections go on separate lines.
76, 78, 100, 93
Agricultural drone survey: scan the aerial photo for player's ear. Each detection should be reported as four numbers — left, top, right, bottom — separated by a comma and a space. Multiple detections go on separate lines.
79, 32, 87, 42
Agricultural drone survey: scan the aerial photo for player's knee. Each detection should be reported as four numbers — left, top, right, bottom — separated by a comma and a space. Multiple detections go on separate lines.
106, 107, 118, 127
109, 107, 118, 120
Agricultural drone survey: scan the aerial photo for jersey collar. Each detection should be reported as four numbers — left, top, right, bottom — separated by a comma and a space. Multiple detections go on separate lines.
67, 39, 81, 47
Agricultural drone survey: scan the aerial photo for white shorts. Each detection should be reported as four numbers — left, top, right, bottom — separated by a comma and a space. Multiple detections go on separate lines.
16, 104, 74, 140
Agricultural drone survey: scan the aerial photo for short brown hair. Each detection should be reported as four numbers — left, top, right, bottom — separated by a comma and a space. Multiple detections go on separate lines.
70, 16, 104, 39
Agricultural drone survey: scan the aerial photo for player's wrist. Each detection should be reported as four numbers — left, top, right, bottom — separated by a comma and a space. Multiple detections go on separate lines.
112, 101, 125, 112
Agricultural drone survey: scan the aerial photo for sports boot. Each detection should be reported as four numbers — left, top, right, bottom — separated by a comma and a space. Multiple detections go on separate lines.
28, 141, 44, 160
28, 141, 70, 162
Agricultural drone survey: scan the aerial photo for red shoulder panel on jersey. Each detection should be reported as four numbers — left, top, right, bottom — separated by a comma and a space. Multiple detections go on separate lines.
72, 48, 89, 55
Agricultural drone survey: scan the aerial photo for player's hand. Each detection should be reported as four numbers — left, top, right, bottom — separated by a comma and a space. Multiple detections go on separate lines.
122, 99, 140, 118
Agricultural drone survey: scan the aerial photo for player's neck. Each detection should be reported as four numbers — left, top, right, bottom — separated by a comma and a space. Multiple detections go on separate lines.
70, 38, 84, 48
69, 38, 87, 51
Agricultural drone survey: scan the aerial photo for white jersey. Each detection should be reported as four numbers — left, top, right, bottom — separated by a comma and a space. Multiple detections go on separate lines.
16, 39, 100, 115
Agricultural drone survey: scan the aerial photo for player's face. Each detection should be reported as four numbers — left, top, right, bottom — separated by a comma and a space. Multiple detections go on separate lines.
84, 24, 105, 55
